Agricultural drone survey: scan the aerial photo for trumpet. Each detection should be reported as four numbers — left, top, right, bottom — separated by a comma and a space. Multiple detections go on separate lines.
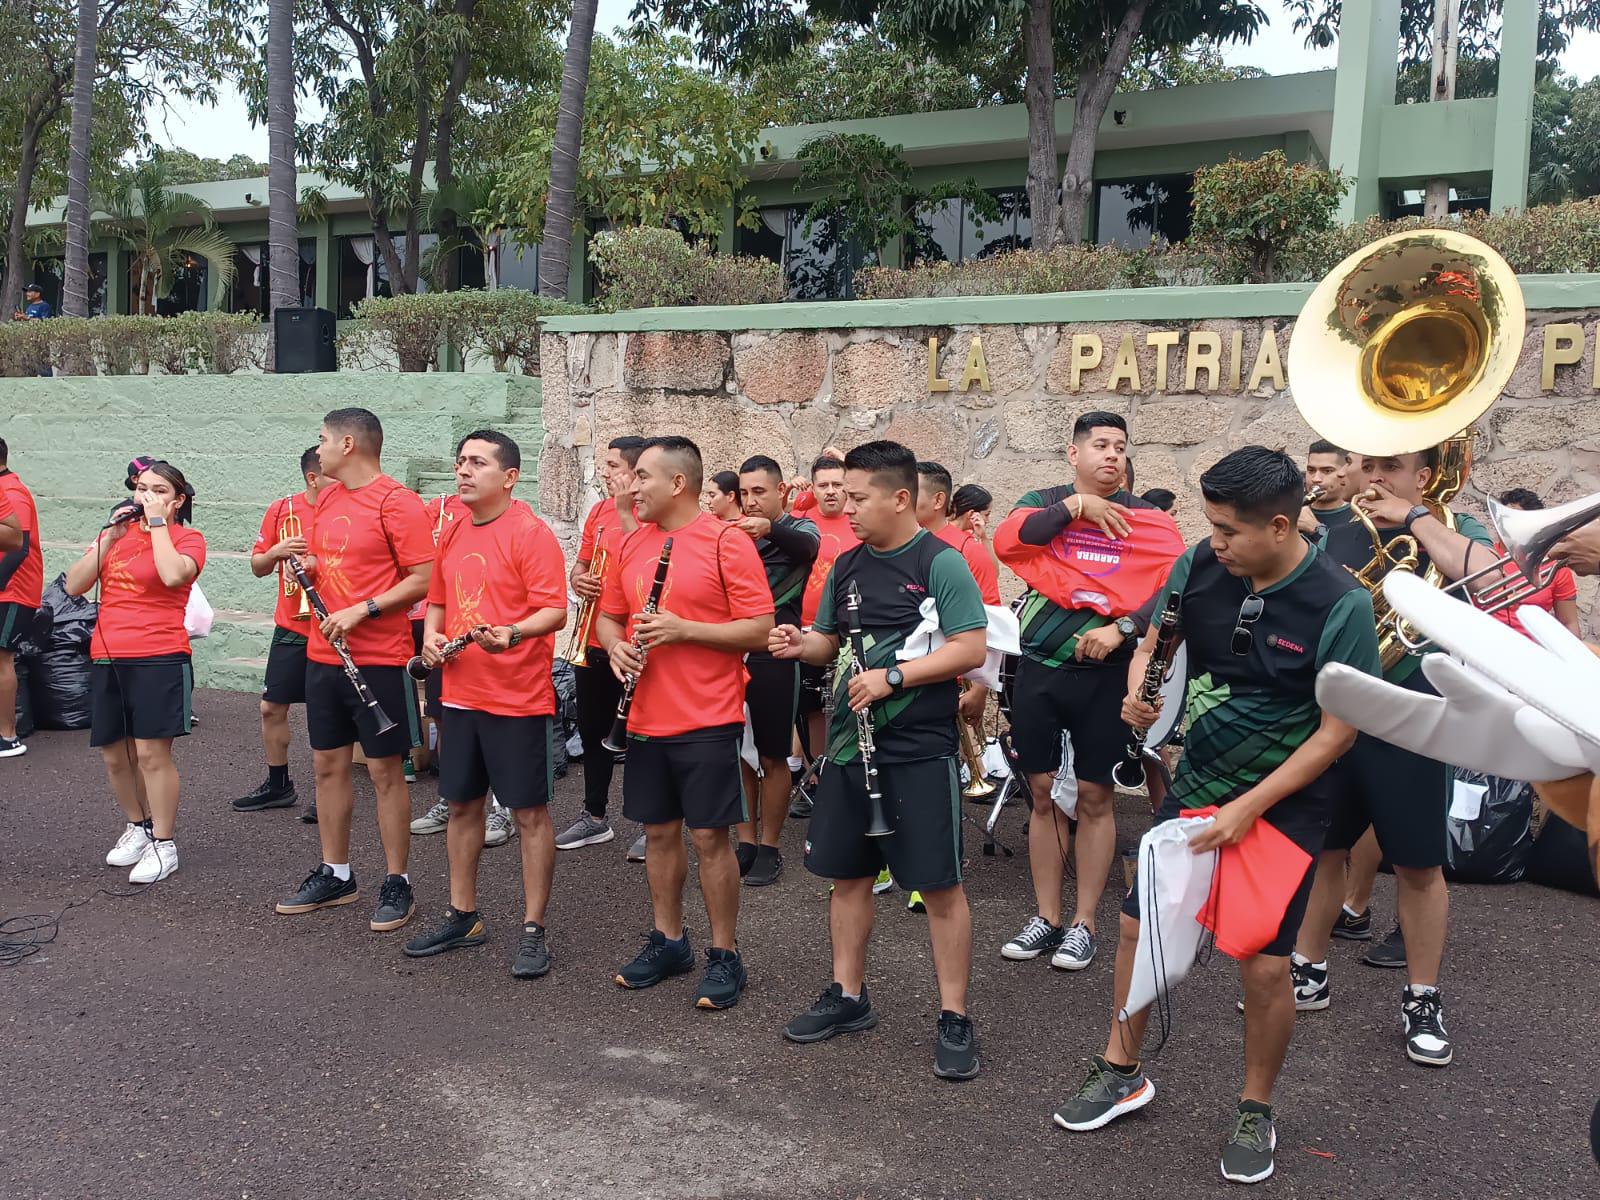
281, 498, 311, 621
602, 538, 672, 752
842, 580, 892, 838
406, 625, 490, 680
565, 527, 608, 667
958, 683, 995, 799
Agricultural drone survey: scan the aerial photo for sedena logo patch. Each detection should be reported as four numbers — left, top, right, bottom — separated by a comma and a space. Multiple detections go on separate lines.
1264, 632, 1305, 655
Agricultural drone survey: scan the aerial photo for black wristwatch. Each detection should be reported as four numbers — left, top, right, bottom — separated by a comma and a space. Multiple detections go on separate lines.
1114, 616, 1138, 639
365, 598, 381, 619
885, 666, 905, 693
507, 625, 523, 648
1403, 504, 1431, 532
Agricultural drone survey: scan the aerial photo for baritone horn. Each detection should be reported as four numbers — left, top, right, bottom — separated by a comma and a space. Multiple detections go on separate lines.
280, 498, 312, 621
1287, 229, 1525, 669
564, 527, 607, 666
958, 683, 996, 800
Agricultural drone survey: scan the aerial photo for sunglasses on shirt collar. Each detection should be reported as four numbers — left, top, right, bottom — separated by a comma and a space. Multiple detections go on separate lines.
1232, 593, 1265, 656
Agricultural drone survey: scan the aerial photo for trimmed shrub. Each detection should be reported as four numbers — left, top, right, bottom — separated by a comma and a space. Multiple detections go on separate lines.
856, 243, 1212, 299
588, 227, 785, 311
1189, 151, 1349, 283
348, 288, 584, 372
0, 311, 264, 376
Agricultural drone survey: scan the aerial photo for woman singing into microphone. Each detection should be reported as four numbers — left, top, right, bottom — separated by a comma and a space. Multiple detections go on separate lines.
65, 458, 207, 883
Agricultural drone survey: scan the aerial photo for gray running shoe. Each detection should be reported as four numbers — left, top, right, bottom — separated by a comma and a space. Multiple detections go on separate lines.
410, 800, 450, 835
626, 832, 647, 862
1363, 923, 1408, 969
1053, 1056, 1156, 1131
483, 804, 516, 848
556, 812, 615, 850
1220, 1104, 1276, 1184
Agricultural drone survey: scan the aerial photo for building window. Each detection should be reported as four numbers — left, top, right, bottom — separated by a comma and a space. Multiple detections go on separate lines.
1094, 174, 1194, 248
126, 253, 208, 315
736, 205, 870, 300
227, 239, 319, 317
492, 236, 539, 292
338, 233, 485, 316
1385, 187, 1489, 219
906, 188, 1032, 265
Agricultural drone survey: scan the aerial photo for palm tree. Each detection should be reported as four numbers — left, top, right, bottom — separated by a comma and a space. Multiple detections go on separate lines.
266, 0, 298, 357
537, 0, 599, 299
102, 160, 236, 315
62, 0, 98, 319
422, 170, 501, 290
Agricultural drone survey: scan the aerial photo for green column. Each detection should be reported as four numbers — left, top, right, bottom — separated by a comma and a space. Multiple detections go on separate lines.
1327, 0, 1401, 222
102, 238, 126, 316
1490, 0, 1539, 211
315, 220, 335, 313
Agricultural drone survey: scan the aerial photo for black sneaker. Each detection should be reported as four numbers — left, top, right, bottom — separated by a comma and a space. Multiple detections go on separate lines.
1332, 905, 1372, 941
1001, 915, 1064, 960
695, 947, 747, 1010
1234, 956, 1330, 1014
402, 906, 486, 957
783, 982, 880, 1043
734, 841, 759, 878
1220, 1102, 1277, 1184
933, 1010, 979, 1080
1401, 986, 1452, 1067
744, 845, 783, 888
1053, 1056, 1155, 1131
370, 874, 416, 932
788, 791, 813, 819
615, 929, 695, 989
231, 778, 298, 812
299, 801, 318, 824
1362, 923, 1407, 968
0, 735, 27, 758
511, 923, 552, 979
275, 865, 358, 914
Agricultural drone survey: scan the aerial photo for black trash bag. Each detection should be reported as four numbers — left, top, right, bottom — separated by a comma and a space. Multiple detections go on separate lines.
1444, 769, 1534, 885
13, 654, 34, 739
1525, 811, 1600, 897
549, 657, 577, 779
25, 573, 98, 731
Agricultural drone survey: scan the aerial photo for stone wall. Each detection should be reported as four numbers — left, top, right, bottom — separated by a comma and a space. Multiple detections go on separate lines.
0, 373, 541, 690
540, 310, 1600, 629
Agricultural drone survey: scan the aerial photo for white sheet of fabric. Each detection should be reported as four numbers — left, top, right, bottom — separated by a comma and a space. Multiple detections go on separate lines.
565, 730, 585, 760
1120, 813, 1219, 1021
981, 738, 1008, 778
740, 704, 760, 771
350, 235, 377, 299
184, 582, 214, 639
241, 243, 262, 287
895, 598, 1018, 691
1051, 734, 1078, 817
1449, 778, 1487, 822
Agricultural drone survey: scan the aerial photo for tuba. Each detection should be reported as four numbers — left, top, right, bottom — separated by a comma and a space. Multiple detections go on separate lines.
1287, 229, 1525, 671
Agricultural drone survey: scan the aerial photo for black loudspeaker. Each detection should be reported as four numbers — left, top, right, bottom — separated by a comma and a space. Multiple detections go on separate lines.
274, 307, 337, 373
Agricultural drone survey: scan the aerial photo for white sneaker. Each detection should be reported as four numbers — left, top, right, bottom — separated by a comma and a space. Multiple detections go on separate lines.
484, 804, 516, 848
106, 822, 153, 867
0, 735, 27, 758
129, 838, 178, 884
410, 800, 450, 835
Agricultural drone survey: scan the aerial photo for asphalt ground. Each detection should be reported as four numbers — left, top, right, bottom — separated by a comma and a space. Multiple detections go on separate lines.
2, 688, 1598, 1200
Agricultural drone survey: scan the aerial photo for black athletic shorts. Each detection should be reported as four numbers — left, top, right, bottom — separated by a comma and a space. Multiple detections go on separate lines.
439, 707, 553, 809
409, 619, 442, 718
1322, 735, 1449, 870
746, 653, 799, 760
805, 756, 964, 892
305, 660, 422, 759
89, 656, 193, 747
1119, 788, 1331, 957
622, 724, 746, 829
0, 602, 36, 652
1007, 654, 1129, 784
262, 628, 308, 705
798, 661, 828, 716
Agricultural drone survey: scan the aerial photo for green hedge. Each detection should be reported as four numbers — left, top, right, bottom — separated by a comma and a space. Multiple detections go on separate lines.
0, 312, 265, 376
588, 227, 786, 311
345, 288, 585, 373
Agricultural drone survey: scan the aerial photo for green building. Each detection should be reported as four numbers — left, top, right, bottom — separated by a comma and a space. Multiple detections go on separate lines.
19, 0, 1539, 316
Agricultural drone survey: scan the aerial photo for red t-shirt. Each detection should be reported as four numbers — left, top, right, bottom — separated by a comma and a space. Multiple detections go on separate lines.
578, 497, 632, 649
1488, 540, 1578, 638
427, 504, 567, 717
600, 511, 772, 737
90, 524, 208, 660
308, 475, 433, 667
254, 492, 317, 632
800, 509, 859, 626
934, 522, 1002, 606
0, 470, 44, 608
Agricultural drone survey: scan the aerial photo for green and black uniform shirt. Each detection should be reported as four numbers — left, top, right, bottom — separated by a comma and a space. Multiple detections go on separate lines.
1324, 510, 1493, 685
1309, 503, 1355, 550
1159, 542, 1381, 810
748, 513, 820, 663
1012, 484, 1160, 670
813, 529, 986, 764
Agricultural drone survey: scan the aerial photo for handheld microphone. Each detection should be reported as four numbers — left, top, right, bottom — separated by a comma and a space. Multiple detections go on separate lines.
107, 499, 142, 528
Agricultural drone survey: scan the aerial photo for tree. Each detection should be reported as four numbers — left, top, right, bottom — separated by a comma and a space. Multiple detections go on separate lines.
1288, 0, 1600, 69
489, 31, 765, 247
1189, 150, 1348, 283
1528, 72, 1600, 203
62, 0, 98, 318
538, 0, 599, 298
139, 147, 269, 184
265, 0, 296, 358
102, 158, 236, 314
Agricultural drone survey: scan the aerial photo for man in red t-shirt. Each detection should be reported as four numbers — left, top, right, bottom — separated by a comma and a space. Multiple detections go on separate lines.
1488, 489, 1582, 638
275, 407, 434, 934
401, 431, 569, 977
791, 454, 859, 810
556, 435, 649, 857
232, 446, 327, 811
597, 436, 773, 1010
0, 437, 41, 758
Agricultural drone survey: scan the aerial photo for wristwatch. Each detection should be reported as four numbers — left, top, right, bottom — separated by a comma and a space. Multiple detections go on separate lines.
1114, 616, 1138, 639
146, 516, 167, 528
507, 625, 523, 648
365, 598, 381, 619
1402, 504, 1431, 532
885, 666, 905, 693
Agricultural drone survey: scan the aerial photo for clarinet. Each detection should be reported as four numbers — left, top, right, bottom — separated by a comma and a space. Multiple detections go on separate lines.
1111, 593, 1183, 790
843, 580, 892, 838
286, 554, 397, 735
601, 537, 673, 752
405, 625, 490, 680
